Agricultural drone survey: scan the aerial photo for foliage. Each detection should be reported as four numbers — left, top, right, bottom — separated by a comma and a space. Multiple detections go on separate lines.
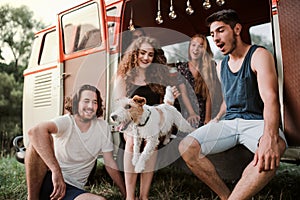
0, 72, 23, 156
0, 4, 45, 67
0, 4, 44, 156
0, 72, 22, 113
0, 62, 26, 82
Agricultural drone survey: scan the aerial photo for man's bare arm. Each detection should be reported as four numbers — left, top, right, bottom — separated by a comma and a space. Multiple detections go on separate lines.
27, 121, 66, 199
252, 47, 285, 172
28, 122, 61, 173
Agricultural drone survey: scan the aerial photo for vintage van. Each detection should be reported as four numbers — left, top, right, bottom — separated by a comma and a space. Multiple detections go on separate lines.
14, 0, 300, 180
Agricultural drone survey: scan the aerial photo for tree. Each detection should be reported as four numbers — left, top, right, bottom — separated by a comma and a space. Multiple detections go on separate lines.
0, 72, 22, 115
0, 4, 45, 155
0, 4, 45, 68
0, 72, 23, 155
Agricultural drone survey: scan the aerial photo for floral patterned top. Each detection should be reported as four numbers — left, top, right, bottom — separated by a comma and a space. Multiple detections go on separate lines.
176, 62, 206, 127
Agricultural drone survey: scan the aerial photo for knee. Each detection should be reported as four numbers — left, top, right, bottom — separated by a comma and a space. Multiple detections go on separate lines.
178, 136, 201, 159
279, 138, 287, 156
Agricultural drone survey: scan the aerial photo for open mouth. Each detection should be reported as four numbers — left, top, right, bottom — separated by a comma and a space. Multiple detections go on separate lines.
217, 43, 225, 51
84, 110, 94, 115
116, 120, 132, 132
192, 50, 199, 55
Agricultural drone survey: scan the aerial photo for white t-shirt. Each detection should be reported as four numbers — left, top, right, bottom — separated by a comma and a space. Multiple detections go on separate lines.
51, 114, 113, 189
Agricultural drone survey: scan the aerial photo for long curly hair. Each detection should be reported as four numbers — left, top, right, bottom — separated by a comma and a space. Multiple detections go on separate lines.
117, 36, 169, 98
188, 34, 215, 99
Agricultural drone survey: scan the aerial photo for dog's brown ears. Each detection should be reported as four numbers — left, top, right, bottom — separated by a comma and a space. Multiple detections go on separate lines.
132, 95, 146, 106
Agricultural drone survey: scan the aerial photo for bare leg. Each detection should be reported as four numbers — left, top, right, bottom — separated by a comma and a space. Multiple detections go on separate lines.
139, 150, 158, 200
179, 136, 230, 200
124, 136, 138, 200
75, 193, 106, 200
229, 138, 286, 200
25, 144, 48, 200
228, 163, 275, 200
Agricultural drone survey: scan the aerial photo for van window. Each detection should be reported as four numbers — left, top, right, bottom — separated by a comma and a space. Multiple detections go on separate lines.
107, 7, 117, 48
163, 23, 274, 65
163, 41, 189, 64
250, 23, 274, 55
208, 23, 274, 61
62, 3, 101, 54
207, 36, 224, 62
162, 37, 218, 64
28, 36, 40, 68
39, 30, 57, 65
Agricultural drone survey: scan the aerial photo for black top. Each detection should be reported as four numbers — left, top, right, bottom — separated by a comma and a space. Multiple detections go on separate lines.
127, 84, 161, 106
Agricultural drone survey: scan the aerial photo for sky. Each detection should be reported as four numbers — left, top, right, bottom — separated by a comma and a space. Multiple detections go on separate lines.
0, 0, 87, 25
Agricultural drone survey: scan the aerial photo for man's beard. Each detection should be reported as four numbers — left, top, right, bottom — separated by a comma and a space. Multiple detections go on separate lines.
225, 36, 237, 55
80, 115, 96, 122
79, 110, 97, 122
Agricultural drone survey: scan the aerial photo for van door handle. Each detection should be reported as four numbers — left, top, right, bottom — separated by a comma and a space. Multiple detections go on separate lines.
61, 73, 71, 79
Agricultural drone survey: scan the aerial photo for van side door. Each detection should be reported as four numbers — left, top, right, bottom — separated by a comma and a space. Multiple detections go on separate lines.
58, 0, 109, 117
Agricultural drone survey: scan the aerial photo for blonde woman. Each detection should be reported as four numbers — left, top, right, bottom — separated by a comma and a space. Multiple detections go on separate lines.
176, 34, 222, 127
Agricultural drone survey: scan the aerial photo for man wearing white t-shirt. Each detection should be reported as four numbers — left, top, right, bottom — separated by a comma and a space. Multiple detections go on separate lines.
25, 84, 126, 200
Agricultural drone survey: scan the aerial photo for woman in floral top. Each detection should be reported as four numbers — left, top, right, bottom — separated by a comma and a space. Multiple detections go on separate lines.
176, 34, 222, 127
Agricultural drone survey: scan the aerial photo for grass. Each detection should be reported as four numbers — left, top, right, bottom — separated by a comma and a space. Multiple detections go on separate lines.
0, 156, 27, 200
0, 156, 299, 200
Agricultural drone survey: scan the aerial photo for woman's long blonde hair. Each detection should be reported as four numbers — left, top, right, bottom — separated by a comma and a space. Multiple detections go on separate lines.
188, 34, 215, 99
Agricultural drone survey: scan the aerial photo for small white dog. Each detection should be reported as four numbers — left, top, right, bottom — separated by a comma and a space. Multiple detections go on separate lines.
110, 86, 195, 173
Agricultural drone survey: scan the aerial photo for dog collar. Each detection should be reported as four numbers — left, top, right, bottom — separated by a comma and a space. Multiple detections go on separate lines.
138, 109, 151, 127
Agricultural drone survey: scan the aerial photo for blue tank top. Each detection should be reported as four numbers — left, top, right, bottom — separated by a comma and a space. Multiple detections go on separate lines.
221, 45, 264, 120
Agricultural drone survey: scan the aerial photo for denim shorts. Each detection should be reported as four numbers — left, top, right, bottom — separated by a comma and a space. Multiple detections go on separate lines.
189, 118, 287, 155
40, 171, 86, 200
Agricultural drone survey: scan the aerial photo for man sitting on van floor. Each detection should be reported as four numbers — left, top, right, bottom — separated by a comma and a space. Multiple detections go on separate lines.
179, 9, 287, 200
25, 84, 126, 200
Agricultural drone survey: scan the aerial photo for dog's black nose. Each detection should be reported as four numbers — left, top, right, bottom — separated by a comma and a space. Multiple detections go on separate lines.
111, 115, 117, 121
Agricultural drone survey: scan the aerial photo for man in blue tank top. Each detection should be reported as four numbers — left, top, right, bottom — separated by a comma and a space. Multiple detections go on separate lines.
179, 9, 287, 199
